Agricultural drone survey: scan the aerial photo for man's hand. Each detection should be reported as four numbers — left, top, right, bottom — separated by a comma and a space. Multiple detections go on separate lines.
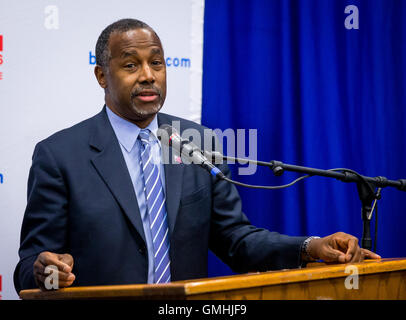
307, 232, 381, 263
33, 251, 75, 291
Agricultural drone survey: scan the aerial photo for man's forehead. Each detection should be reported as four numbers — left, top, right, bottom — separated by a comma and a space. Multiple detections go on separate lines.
108, 28, 163, 53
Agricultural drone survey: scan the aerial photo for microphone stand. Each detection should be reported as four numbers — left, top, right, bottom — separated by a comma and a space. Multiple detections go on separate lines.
207, 151, 406, 251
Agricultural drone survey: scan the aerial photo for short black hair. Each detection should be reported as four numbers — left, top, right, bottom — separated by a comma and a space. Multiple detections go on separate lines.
95, 18, 157, 68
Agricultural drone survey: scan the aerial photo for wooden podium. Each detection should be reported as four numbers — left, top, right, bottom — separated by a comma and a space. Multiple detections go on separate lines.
19, 258, 406, 300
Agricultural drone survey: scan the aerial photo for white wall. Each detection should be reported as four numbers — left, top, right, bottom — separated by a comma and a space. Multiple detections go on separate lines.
0, 0, 204, 300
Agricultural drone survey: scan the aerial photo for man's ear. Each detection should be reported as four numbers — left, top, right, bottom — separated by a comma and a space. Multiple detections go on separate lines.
94, 65, 107, 89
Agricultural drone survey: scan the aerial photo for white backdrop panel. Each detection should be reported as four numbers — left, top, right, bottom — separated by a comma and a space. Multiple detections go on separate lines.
0, 0, 204, 300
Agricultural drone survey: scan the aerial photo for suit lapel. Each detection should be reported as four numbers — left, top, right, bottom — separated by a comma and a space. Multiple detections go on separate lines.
89, 108, 146, 244
158, 113, 184, 235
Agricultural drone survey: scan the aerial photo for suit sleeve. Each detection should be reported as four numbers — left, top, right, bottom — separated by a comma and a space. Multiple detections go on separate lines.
208, 136, 306, 272
14, 141, 69, 293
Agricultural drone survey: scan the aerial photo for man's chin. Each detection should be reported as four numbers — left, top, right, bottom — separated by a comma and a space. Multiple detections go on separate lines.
131, 103, 162, 119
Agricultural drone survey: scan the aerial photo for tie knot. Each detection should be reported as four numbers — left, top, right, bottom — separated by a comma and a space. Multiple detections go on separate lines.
138, 129, 151, 145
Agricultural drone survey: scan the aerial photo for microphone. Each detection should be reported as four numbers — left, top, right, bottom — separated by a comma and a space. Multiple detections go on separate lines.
157, 124, 225, 179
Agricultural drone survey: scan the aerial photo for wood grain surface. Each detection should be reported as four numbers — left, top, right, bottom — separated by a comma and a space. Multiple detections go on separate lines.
19, 258, 406, 300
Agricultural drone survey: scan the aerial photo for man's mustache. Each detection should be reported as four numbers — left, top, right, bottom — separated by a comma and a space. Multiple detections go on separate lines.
131, 86, 162, 99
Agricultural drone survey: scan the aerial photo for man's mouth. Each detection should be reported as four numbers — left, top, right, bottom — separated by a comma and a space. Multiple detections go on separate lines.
134, 90, 159, 102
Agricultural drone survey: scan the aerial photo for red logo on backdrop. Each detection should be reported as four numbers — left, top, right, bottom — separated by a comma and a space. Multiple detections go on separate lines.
0, 35, 3, 80
0, 274, 2, 300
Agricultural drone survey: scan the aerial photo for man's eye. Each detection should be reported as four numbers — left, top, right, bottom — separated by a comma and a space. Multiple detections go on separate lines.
152, 60, 163, 66
124, 63, 136, 68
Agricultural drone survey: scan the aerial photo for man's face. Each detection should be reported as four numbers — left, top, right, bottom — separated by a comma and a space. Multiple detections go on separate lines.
97, 28, 167, 124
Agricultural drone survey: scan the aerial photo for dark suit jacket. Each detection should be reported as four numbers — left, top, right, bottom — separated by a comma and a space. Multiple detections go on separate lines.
14, 107, 307, 293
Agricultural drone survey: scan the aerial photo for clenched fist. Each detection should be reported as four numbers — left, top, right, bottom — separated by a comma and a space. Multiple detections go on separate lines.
33, 251, 75, 291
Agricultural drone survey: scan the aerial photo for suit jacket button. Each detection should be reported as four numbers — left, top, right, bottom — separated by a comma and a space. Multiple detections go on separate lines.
139, 247, 146, 254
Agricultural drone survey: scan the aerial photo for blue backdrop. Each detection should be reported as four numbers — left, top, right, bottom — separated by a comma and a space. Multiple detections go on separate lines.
202, 0, 406, 277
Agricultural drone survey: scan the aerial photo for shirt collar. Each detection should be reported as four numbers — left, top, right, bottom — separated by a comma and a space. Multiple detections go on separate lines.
106, 105, 159, 153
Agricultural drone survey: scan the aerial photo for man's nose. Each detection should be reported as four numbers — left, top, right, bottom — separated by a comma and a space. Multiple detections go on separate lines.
139, 63, 155, 84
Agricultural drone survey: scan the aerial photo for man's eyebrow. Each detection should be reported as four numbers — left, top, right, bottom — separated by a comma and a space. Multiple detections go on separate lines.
120, 50, 138, 58
119, 48, 163, 59
151, 48, 163, 55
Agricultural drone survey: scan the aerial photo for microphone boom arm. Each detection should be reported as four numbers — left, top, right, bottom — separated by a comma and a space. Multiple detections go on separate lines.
207, 151, 406, 192
206, 151, 406, 252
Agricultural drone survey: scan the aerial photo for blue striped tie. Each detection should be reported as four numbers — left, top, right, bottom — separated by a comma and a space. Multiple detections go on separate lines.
138, 129, 171, 284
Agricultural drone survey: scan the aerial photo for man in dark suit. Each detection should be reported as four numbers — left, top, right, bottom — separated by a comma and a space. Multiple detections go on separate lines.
14, 19, 380, 293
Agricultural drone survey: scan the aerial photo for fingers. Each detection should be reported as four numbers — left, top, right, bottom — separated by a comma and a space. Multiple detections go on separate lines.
343, 237, 358, 262
319, 232, 382, 264
59, 253, 74, 269
348, 247, 362, 263
34, 265, 74, 282
35, 271, 75, 288
361, 248, 381, 260
34, 251, 75, 290
343, 239, 381, 263
320, 246, 347, 263
38, 252, 72, 273
330, 232, 366, 263
346, 248, 381, 263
